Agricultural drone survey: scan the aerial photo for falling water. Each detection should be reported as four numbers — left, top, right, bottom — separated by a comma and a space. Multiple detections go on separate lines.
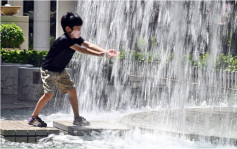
71, 1, 237, 112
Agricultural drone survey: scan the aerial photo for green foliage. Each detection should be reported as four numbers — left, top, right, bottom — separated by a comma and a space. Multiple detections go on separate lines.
216, 54, 237, 71
1, 49, 48, 67
0, 23, 25, 48
119, 46, 126, 60
151, 37, 158, 48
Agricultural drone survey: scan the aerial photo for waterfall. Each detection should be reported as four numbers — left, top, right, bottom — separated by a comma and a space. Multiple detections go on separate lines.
71, 1, 237, 112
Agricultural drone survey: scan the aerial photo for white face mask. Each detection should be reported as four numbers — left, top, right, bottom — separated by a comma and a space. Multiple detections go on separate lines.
71, 30, 81, 39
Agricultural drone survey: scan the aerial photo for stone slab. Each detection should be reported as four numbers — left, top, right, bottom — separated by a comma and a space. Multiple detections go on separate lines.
0, 120, 59, 143
120, 107, 237, 145
53, 120, 130, 136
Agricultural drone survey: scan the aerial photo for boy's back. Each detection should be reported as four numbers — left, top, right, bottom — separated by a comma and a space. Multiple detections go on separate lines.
42, 33, 84, 72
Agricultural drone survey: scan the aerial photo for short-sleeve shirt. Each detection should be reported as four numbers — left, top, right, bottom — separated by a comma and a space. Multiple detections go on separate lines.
42, 33, 84, 72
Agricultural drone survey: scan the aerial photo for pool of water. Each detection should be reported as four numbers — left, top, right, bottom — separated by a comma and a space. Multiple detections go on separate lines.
1, 108, 236, 149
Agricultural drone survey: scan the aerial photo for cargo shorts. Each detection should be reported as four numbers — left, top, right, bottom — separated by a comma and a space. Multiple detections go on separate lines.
41, 68, 75, 94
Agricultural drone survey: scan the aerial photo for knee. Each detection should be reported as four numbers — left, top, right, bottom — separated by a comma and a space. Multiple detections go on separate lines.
67, 88, 77, 96
43, 92, 54, 99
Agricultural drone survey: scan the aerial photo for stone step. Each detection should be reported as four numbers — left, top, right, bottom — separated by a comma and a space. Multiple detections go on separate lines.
53, 120, 131, 136
0, 120, 59, 143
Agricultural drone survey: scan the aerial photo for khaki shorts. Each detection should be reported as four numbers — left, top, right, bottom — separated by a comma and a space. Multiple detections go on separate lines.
41, 68, 75, 94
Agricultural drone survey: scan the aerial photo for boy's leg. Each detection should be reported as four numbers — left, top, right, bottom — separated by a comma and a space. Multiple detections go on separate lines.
67, 88, 89, 126
67, 88, 80, 118
31, 92, 54, 117
57, 69, 89, 126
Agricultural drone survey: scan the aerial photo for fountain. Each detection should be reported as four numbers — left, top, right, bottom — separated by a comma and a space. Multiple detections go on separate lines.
71, 0, 237, 145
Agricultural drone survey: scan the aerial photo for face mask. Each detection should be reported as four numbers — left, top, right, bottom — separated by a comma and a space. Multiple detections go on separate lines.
71, 30, 81, 39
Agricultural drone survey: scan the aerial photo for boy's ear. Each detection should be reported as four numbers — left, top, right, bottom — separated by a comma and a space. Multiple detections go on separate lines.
65, 26, 72, 33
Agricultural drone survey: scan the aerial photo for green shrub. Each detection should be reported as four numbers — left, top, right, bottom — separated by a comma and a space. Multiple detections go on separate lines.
1, 49, 48, 67
216, 54, 237, 71
0, 23, 25, 48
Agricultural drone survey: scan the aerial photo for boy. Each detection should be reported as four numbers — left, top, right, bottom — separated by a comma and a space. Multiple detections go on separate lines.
28, 12, 119, 127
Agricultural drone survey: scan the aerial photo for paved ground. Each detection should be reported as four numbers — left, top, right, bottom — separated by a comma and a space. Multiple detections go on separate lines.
1, 95, 38, 110
120, 107, 237, 144
1, 120, 59, 143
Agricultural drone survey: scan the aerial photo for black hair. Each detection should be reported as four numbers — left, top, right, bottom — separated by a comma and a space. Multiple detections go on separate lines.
61, 12, 83, 32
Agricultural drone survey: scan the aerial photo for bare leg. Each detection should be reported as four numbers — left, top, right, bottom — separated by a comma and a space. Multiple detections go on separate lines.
31, 92, 54, 117
67, 88, 80, 118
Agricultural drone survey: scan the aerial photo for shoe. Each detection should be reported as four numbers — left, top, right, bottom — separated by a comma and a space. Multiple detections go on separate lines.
28, 116, 47, 127
73, 116, 90, 126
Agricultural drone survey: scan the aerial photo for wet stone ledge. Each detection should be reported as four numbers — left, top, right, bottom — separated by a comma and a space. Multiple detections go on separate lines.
53, 120, 130, 136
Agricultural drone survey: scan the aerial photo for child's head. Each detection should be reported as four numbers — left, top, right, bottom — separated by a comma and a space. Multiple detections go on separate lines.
61, 12, 83, 33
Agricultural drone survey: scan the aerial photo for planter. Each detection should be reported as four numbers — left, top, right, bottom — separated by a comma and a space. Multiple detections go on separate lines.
1, 6, 21, 16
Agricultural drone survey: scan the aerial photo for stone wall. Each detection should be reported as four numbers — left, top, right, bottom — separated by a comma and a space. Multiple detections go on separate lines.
1, 63, 73, 101
1, 63, 33, 99
17, 67, 44, 101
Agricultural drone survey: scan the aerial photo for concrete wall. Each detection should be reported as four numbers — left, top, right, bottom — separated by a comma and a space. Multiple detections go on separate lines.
1, 63, 73, 101
1, 16, 29, 50
1, 63, 33, 99
17, 67, 44, 101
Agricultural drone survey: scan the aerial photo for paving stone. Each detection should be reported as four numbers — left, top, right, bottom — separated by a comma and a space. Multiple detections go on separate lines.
28, 137, 36, 143
16, 130, 27, 136
0, 120, 59, 143
1, 130, 16, 136
4, 137, 15, 142
28, 130, 36, 136
35, 130, 47, 136
16, 137, 27, 142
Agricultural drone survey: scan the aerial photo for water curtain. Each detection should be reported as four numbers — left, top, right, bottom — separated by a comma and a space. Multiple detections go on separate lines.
71, 1, 237, 112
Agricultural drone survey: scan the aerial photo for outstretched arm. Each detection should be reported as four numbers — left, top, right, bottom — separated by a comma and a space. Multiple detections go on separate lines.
70, 41, 120, 58
82, 41, 107, 53
70, 44, 105, 56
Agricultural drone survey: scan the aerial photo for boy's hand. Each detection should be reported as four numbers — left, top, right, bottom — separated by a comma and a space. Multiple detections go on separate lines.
105, 49, 120, 58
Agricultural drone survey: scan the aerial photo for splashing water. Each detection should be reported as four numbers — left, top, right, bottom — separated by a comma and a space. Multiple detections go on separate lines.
1, 110, 237, 149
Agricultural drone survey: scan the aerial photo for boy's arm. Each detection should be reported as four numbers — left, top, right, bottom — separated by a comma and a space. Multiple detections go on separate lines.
70, 44, 105, 56
70, 41, 120, 58
81, 41, 107, 53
